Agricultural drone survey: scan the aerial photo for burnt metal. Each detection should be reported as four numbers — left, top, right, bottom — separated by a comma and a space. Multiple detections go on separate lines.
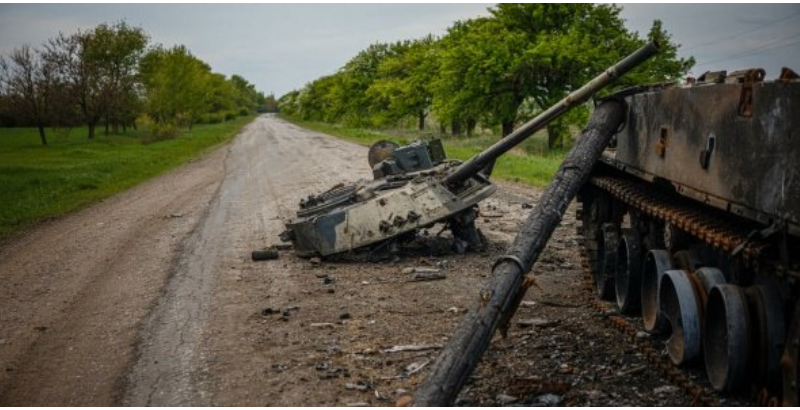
705, 284, 750, 392
782, 301, 800, 406
747, 284, 787, 390
600, 75, 800, 237
660, 269, 702, 365
595, 223, 618, 300
615, 228, 643, 313
641, 249, 673, 333
780, 67, 800, 82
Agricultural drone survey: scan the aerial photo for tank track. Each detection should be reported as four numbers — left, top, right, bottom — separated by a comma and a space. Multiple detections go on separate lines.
589, 176, 770, 263
576, 174, 788, 406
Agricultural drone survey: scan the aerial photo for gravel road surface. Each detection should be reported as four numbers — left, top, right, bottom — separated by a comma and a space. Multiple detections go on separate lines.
0, 115, 714, 406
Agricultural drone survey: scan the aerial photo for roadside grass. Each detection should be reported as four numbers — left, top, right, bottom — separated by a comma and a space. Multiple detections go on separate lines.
0, 116, 254, 238
284, 117, 566, 188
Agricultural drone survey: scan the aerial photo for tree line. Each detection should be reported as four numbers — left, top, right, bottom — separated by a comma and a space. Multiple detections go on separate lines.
0, 22, 275, 145
279, 4, 695, 148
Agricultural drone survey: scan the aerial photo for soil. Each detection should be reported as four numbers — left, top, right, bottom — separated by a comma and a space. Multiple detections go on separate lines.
0, 115, 750, 406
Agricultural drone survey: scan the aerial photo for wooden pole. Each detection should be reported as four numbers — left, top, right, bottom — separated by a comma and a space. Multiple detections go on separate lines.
412, 100, 626, 406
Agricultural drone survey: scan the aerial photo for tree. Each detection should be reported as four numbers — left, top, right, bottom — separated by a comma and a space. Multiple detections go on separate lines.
367, 36, 439, 130
86, 22, 148, 134
229, 74, 260, 113
139, 45, 212, 127
44, 30, 103, 140
622, 19, 695, 86
0, 45, 55, 145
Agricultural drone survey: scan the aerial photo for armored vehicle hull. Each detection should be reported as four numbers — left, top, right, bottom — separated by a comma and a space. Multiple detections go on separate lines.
578, 69, 800, 404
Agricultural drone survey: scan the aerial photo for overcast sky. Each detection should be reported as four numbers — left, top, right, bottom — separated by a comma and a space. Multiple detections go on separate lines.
1, 4, 798, 97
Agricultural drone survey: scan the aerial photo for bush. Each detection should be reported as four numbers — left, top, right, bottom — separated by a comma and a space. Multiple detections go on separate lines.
137, 114, 179, 144
199, 113, 223, 124
224, 111, 237, 121
238, 107, 250, 117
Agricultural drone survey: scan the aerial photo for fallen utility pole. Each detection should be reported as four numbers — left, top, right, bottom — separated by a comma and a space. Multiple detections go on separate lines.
412, 99, 626, 406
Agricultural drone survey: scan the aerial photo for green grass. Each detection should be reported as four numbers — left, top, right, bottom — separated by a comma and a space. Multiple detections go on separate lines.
0, 116, 254, 238
284, 117, 566, 188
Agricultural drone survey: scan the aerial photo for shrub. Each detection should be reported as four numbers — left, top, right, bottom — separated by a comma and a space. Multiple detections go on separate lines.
224, 111, 237, 121
238, 107, 250, 117
207, 113, 223, 124
137, 115, 180, 144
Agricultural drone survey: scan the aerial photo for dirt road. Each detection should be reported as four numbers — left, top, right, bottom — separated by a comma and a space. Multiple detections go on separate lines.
0, 115, 708, 406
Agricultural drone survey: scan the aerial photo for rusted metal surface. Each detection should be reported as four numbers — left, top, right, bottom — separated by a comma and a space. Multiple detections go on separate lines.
590, 175, 771, 262
602, 75, 800, 237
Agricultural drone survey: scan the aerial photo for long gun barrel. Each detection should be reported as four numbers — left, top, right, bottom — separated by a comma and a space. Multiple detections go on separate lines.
444, 41, 660, 187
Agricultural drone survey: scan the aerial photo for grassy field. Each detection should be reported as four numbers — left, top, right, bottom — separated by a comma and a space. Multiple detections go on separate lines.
284, 117, 567, 188
0, 116, 254, 238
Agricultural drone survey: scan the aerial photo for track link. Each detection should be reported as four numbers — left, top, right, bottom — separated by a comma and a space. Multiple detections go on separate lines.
590, 176, 770, 263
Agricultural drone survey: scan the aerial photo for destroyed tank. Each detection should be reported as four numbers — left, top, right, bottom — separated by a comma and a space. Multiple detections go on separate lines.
577, 67, 800, 404
280, 42, 660, 258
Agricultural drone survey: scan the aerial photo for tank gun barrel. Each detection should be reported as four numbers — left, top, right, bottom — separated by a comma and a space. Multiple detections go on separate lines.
444, 41, 660, 187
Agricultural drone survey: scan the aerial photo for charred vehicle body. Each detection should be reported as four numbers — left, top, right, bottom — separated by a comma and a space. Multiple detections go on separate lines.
578, 67, 800, 403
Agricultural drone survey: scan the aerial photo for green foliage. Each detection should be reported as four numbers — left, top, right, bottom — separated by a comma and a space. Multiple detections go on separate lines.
139, 45, 211, 125
367, 36, 439, 129
1, 21, 264, 142
0, 116, 253, 238
280, 4, 695, 148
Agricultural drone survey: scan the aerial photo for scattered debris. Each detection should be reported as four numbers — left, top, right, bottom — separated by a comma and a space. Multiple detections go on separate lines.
653, 385, 680, 395
323, 276, 336, 284
310, 257, 322, 266
404, 359, 430, 376
272, 243, 293, 250
319, 368, 345, 379
251, 248, 279, 261
401, 266, 441, 275
309, 322, 335, 328
527, 393, 563, 406
520, 300, 536, 308
396, 395, 413, 407
446, 306, 463, 314
380, 343, 442, 354
495, 394, 519, 405
345, 381, 371, 391
616, 365, 647, 378
260, 307, 279, 316
403, 267, 446, 281
521, 202, 533, 209
481, 211, 505, 218
169, 213, 184, 218
516, 318, 560, 329
410, 271, 446, 282
339, 312, 352, 320
345, 402, 369, 407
